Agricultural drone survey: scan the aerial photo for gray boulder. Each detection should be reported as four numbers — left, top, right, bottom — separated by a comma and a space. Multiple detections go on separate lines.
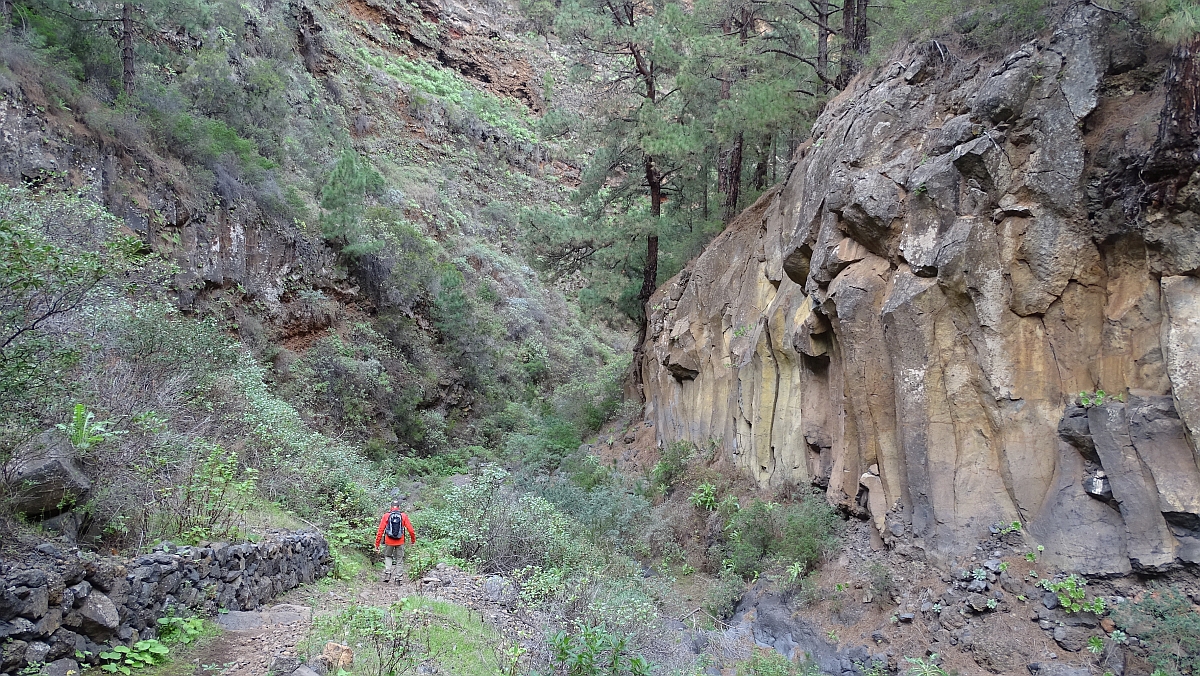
4, 431, 90, 517
42, 658, 81, 676
77, 593, 119, 638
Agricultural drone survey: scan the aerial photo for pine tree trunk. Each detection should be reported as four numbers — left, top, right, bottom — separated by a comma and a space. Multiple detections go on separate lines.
1145, 34, 1200, 201
122, 3, 135, 97
855, 0, 870, 58
816, 0, 830, 91
634, 158, 664, 401
836, 0, 857, 89
752, 141, 768, 190
723, 132, 743, 222
2, 0, 11, 28
716, 68, 733, 200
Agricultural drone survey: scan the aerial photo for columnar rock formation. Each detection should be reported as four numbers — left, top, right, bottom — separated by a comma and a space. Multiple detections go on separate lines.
0, 532, 331, 673
641, 5, 1200, 575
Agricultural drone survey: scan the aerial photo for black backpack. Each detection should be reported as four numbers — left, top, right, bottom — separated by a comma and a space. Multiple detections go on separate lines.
384, 510, 405, 539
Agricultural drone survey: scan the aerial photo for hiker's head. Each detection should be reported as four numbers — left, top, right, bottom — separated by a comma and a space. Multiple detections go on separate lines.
391, 499, 400, 510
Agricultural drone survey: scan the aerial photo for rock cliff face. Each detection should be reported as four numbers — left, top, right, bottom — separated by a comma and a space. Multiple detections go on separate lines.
641, 5, 1200, 574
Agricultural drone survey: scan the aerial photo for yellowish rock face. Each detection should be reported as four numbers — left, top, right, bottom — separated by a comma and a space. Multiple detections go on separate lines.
640, 4, 1200, 574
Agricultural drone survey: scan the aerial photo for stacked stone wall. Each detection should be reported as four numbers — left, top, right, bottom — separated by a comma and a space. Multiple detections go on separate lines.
0, 530, 331, 673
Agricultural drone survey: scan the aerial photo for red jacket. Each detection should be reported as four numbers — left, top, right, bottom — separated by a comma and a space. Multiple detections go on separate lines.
375, 509, 416, 547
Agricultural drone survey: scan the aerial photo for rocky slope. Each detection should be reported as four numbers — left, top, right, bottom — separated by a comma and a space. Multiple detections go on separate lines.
641, 4, 1200, 575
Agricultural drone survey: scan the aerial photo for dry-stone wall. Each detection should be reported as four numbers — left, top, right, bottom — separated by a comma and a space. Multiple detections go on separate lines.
0, 531, 331, 674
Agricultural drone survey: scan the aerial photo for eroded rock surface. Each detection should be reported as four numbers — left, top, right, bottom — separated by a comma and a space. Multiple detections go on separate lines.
641, 5, 1200, 573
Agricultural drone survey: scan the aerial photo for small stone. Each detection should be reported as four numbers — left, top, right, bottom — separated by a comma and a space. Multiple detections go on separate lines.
25, 641, 51, 664
269, 655, 303, 674
898, 613, 915, 623
1100, 618, 1115, 633
42, 658, 80, 676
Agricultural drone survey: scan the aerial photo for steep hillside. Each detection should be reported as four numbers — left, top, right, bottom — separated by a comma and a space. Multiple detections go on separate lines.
641, 3, 1200, 576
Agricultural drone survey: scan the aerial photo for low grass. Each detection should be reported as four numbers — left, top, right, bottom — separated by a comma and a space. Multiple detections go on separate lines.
399, 596, 504, 676
135, 619, 225, 676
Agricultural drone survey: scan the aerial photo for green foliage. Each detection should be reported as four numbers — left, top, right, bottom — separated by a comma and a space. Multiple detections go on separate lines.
312, 603, 424, 676
1039, 574, 1105, 614
735, 650, 820, 676
904, 655, 950, 676
0, 186, 143, 413
98, 640, 170, 674
1138, 0, 1200, 44
871, 0, 1052, 56
1080, 390, 1124, 407
722, 496, 840, 580
864, 562, 893, 604
1112, 585, 1200, 675
548, 624, 653, 676
320, 149, 386, 254
156, 615, 206, 645
353, 48, 536, 143
1000, 520, 1022, 535
56, 403, 122, 450
420, 465, 594, 574
704, 568, 745, 621
532, 458, 651, 547
164, 443, 257, 544
689, 482, 718, 511
650, 441, 693, 493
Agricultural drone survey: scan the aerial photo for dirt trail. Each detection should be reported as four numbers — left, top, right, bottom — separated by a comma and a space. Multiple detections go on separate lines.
183, 565, 541, 675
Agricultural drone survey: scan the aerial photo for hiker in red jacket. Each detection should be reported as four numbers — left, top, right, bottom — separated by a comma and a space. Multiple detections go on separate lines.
375, 499, 417, 583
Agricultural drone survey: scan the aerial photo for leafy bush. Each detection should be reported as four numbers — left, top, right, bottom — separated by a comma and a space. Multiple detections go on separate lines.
870, 0, 1052, 57
98, 640, 170, 673
162, 443, 257, 544
0, 186, 144, 415
421, 465, 594, 574
735, 650, 820, 676
689, 483, 718, 511
704, 568, 745, 621
548, 624, 653, 676
864, 562, 893, 606
1112, 586, 1200, 676
311, 603, 426, 676
1039, 574, 1105, 614
650, 441, 693, 493
723, 496, 840, 580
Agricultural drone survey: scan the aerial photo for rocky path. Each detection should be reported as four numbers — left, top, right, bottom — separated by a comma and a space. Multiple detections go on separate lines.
180, 564, 545, 676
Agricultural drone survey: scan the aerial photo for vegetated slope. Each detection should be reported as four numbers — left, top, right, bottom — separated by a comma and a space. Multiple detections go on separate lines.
640, 2, 1200, 574
0, 0, 627, 551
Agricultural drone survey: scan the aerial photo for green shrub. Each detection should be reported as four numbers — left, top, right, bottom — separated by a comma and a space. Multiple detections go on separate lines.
736, 650, 820, 676
1113, 586, 1200, 676
864, 562, 893, 605
310, 603, 426, 676
1039, 574, 1105, 614
689, 483, 718, 511
420, 465, 594, 574
0, 186, 144, 414
162, 443, 257, 543
723, 496, 840, 580
534, 473, 650, 548
704, 568, 745, 621
650, 441, 693, 493
548, 624, 653, 676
